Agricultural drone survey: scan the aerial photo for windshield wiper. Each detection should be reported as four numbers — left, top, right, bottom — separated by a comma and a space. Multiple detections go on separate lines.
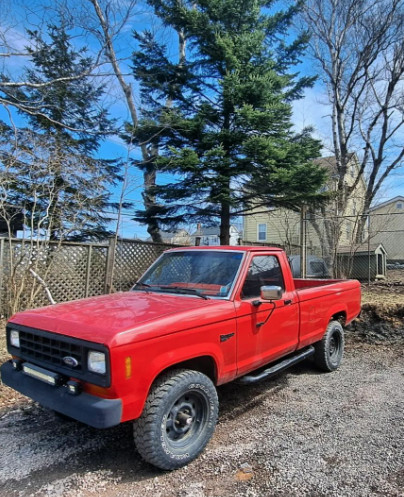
158, 286, 210, 300
133, 282, 210, 300
132, 281, 152, 291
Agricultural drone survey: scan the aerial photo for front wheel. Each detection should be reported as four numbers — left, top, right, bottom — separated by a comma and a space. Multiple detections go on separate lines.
133, 369, 218, 470
313, 320, 345, 372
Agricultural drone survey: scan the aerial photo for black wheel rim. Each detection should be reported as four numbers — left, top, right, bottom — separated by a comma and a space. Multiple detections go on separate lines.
329, 330, 342, 364
163, 390, 209, 449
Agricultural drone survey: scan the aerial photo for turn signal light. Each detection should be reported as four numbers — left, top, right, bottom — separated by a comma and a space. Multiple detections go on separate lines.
125, 357, 132, 379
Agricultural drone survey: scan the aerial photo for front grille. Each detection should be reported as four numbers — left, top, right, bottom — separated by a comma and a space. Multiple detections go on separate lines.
19, 330, 85, 372
7, 324, 110, 387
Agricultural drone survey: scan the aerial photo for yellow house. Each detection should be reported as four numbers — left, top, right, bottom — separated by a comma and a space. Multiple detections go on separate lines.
243, 154, 368, 256
369, 196, 404, 262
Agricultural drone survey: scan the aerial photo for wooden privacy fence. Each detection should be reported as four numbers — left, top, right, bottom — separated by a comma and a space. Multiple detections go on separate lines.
0, 237, 177, 317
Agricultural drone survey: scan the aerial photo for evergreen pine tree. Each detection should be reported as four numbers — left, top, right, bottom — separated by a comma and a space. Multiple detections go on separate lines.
3, 22, 120, 240
132, 0, 328, 244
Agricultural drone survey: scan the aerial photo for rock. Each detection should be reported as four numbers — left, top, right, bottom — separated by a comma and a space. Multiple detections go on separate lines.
236, 462, 254, 481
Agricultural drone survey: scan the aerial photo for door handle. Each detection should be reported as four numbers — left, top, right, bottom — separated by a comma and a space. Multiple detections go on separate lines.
284, 299, 292, 305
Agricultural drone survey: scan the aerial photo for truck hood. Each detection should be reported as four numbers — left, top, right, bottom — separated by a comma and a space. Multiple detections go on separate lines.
9, 291, 234, 347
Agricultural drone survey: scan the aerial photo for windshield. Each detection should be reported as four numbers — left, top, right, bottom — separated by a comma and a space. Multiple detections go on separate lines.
134, 250, 244, 298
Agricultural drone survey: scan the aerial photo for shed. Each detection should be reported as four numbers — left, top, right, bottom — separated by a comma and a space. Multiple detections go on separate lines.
337, 242, 387, 281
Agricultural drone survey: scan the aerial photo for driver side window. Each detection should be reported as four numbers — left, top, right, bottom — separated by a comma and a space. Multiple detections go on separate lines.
241, 255, 284, 299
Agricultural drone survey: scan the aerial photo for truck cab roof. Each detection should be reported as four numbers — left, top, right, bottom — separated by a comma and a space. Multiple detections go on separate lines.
167, 245, 284, 253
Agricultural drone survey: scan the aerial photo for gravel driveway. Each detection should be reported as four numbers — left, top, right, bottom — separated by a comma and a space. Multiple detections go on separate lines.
0, 342, 403, 497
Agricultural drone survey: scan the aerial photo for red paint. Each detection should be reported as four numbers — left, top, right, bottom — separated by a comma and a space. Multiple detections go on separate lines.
7, 246, 361, 422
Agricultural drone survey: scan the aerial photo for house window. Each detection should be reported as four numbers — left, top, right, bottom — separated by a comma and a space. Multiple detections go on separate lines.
397, 202, 403, 209
346, 222, 351, 239
258, 223, 267, 241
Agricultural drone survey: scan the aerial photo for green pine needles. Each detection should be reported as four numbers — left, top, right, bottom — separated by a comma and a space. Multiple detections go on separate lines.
1, 22, 120, 241
131, 0, 328, 244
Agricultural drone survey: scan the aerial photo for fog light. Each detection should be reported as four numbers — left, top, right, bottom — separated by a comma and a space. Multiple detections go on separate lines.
22, 363, 60, 385
67, 380, 81, 395
12, 359, 23, 370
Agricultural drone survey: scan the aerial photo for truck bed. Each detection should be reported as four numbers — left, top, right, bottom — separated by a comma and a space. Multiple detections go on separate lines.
293, 278, 346, 290
292, 277, 361, 350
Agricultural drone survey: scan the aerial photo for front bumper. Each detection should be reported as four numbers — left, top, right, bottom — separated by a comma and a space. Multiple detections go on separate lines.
0, 361, 122, 429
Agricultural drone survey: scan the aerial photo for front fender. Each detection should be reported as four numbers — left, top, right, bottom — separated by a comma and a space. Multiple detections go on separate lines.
112, 327, 236, 422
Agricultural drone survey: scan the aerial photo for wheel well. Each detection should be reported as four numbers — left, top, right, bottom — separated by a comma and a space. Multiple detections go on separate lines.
331, 311, 346, 325
156, 356, 217, 384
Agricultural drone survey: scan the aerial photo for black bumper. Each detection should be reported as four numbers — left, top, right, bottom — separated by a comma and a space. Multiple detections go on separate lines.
0, 361, 122, 429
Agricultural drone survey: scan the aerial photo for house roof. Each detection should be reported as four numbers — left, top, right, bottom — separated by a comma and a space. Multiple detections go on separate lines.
191, 225, 240, 236
313, 153, 356, 175
338, 242, 386, 254
161, 229, 188, 238
369, 196, 404, 212
146, 229, 189, 242
192, 226, 220, 236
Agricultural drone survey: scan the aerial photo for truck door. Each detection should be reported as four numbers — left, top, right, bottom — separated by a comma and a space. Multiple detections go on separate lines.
235, 254, 299, 376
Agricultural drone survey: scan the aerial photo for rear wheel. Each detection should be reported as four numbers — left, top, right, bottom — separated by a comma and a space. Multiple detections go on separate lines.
133, 369, 218, 470
314, 320, 344, 372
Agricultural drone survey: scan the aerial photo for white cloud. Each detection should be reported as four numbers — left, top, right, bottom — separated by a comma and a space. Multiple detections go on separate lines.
1, 25, 29, 52
0, 25, 32, 75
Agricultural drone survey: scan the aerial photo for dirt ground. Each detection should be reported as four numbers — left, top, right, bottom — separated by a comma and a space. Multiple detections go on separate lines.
0, 286, 403, 496
0, 343, 403, 497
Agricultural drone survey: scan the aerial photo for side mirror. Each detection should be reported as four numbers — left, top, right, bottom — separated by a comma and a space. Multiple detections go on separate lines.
260, 285, 283, 301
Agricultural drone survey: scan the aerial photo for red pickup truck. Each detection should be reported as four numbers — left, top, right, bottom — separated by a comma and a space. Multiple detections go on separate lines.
1, 246, 360, 469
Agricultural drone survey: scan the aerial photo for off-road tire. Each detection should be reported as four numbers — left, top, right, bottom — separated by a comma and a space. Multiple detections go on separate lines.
133, 369, 218, 470
314, 320, 345, 372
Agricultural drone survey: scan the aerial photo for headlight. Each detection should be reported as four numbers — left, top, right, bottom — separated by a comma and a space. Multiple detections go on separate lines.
10, 329, 20, 348
87, 351, 106, 374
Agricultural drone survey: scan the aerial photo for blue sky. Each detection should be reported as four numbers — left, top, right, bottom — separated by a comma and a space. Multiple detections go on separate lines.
1, 0, 403, 239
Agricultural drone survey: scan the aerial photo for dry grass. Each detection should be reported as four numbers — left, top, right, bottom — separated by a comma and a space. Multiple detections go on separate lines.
361, 286, 404, 307
0, 319, 30, 412
0, 319, 7, 365
0, 384, 28, 412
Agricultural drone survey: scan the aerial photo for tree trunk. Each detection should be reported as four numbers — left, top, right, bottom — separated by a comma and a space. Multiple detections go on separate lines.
141, 151, 162, 243
89, 0, 164, 243
220, 201, 230, 245
355, 200, 371, 244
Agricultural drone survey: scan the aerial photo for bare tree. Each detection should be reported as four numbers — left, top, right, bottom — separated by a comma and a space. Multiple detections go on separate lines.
0, 124, 114, 315
81, 0, 168, 242
0, 1, 168, 243
301, 0, 404, 240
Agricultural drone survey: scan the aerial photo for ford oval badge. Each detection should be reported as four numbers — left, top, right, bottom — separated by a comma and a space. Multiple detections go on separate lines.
63, 356, 79, 368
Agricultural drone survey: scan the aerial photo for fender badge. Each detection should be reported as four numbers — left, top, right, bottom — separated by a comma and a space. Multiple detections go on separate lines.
63, 356, 79, 368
